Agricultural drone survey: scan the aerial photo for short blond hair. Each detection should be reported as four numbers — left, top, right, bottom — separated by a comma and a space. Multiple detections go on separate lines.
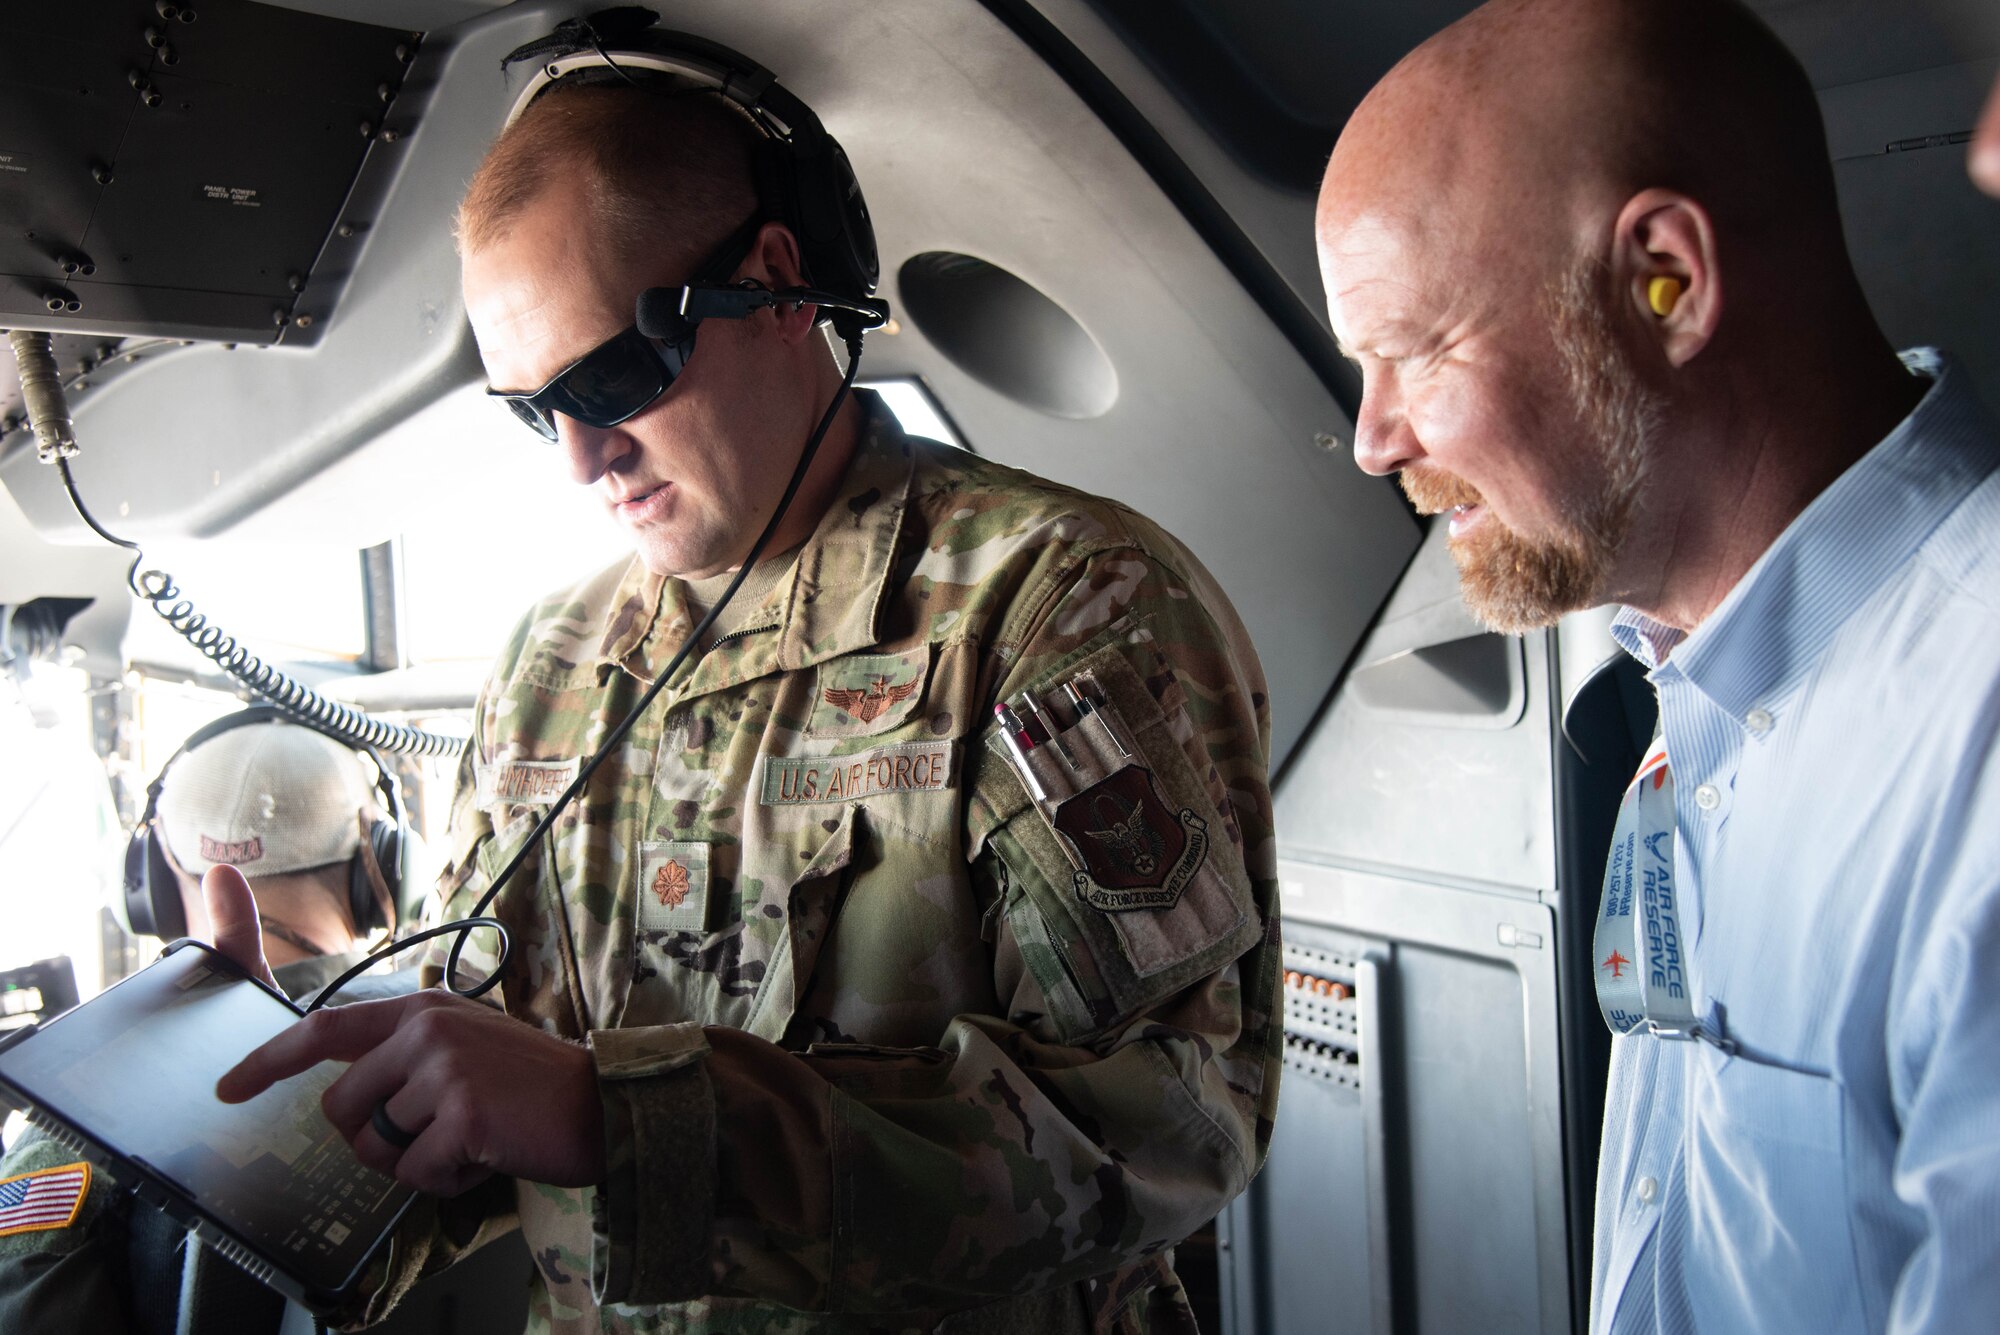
456, 83, 762, 271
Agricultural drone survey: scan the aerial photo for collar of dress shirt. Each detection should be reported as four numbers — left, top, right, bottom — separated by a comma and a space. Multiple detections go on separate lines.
1611, 349, 1998, 725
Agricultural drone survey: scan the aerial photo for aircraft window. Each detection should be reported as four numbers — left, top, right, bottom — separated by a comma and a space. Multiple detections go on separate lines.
0, 663, 116, 1002
861, 378, 969, 452
393, 378, 966, 666
396, 486, 630, 668
120, 539, 368, 675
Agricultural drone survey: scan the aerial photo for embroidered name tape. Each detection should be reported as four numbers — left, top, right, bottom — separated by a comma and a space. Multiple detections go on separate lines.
476, 757, 580, 806
761, 741, 953, 806
0, 1161, 90, 1238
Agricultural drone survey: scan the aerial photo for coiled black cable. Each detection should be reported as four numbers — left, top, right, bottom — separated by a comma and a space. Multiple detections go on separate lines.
52, 456, 465, 758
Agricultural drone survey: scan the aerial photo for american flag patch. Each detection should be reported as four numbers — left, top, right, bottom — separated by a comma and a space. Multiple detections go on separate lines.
0, 1161, 90, 1237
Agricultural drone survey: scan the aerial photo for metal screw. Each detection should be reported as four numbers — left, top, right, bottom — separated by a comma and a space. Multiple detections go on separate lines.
271, 308, 287, 327
336, 223, 356, 238
286, 272, 304, 293
293, 314, 314, 329
394, 42, 412, 63
1313, 432, 1345, 452
91, 163, 114, 185
378, 128, 401, 143
377, 83, 393, 103
358, 121, 373, 138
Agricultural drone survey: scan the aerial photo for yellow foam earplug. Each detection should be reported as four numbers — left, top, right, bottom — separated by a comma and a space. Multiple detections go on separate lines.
1648, 275, 1684, 318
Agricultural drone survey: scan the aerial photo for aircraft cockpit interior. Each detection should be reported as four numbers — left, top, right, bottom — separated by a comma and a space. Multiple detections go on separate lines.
1, 2, 1996, 1332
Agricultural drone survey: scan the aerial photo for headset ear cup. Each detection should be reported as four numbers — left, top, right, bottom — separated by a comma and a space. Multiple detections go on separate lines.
148, 830, 185, 938
120, 825, 154, 937
350, 819, 403, 934
122, 823, 185, 939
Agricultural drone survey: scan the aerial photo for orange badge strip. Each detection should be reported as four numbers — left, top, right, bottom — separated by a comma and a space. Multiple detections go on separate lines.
760, 741, 954, 806
0, 1160, 90, 1237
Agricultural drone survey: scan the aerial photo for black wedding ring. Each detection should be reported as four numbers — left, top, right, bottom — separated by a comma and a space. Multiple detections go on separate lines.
371, 1098, 418, 1150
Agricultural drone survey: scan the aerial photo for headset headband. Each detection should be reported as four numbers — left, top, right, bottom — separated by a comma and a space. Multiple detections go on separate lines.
498, 10, 882, 336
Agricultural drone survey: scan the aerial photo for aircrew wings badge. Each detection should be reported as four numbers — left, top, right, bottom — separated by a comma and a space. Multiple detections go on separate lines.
0, 1161, 90, 1237
1053, 765, 1209, 913
824, 675, 919, 724
810, 649, 930, 737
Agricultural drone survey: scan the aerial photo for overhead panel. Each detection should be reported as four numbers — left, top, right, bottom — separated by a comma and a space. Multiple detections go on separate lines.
0, 0, 419, 346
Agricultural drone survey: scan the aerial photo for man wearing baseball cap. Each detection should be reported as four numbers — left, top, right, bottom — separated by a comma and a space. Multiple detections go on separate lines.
152, 717, 401, 988
0, 716, 418, 1333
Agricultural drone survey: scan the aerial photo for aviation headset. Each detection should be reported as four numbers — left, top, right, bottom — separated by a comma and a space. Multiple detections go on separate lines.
121, 705, 415, 942
498, 7, 886, 341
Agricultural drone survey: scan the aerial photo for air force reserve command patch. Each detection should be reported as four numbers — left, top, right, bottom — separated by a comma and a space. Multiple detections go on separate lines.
0, 1161, 89, 1238
1053, 764, 1209, 912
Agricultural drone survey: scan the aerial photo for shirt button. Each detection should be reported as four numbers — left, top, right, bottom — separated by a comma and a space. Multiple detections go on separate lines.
1637, 1176, 1659, 1204
1694, 783, 1721, 812
1745, 708, 1773, 736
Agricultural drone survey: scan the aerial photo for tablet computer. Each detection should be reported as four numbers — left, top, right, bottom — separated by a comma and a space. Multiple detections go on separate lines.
0, 939, 415, 1309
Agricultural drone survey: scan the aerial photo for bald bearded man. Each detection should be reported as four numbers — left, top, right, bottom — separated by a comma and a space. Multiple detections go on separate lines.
1317, 2, 2000, 1332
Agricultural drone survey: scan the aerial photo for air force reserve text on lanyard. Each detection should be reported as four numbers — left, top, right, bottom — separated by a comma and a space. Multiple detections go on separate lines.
1594, 744, 1733, 1051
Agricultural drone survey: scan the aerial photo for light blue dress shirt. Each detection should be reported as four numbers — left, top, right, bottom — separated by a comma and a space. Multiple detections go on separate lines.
1592, 350, 2000, 1334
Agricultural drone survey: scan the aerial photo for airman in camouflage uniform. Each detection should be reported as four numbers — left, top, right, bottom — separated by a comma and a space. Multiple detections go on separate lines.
330, 395, 1282, 1334
187, 51, 1284, 1330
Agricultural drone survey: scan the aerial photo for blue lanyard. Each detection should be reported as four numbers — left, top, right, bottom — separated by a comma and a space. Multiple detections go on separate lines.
1594, 745, 1734, 1051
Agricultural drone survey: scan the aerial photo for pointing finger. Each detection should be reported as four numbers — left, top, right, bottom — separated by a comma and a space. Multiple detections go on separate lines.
215, 996, 412, 1103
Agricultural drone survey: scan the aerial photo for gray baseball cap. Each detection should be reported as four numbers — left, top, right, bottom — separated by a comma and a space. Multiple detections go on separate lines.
157, 722, 372, 876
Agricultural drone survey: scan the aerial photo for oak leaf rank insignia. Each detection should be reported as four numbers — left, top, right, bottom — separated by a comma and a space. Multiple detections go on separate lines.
652, 859, 692, 909
638, 841, 710, 934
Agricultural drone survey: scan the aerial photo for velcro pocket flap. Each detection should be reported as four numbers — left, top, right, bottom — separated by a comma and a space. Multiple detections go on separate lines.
986, 641, 1261, 1040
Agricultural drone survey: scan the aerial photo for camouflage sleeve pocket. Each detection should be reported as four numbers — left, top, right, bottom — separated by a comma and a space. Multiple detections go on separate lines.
982, 642, 1262, 1042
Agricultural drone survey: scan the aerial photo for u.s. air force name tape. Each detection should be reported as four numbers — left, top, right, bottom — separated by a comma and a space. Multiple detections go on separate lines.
760, 740, 953, 805
1593, 744, 1701, 1040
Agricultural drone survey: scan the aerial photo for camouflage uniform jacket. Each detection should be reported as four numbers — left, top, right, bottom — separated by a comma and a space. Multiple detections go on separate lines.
366, 396, 1282, 1334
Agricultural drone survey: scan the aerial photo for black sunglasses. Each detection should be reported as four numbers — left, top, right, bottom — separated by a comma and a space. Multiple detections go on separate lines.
487, 220, 763, 442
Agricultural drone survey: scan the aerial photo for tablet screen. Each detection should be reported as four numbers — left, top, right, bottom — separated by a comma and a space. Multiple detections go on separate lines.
0, 943, 412, 1297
